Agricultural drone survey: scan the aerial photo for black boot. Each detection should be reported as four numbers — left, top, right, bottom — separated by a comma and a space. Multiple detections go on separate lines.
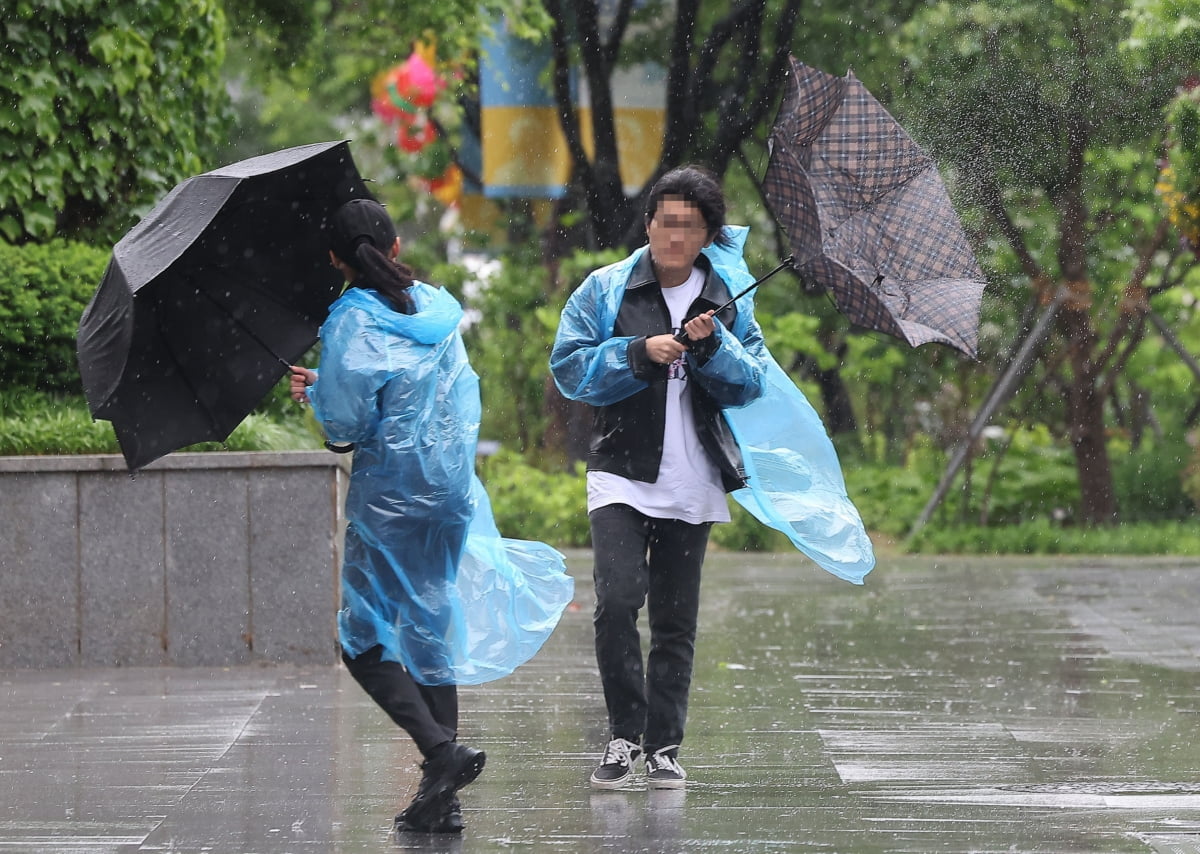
397, 743, 485, 832
395, 796, 463, 834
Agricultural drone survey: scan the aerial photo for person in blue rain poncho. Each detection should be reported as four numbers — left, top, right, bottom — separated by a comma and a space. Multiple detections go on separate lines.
289, 199, 572, 835
550, 166, 874, 792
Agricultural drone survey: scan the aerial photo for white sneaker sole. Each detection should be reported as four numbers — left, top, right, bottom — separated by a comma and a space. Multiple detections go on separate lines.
590, 771, 636, 790
646, 776, 686, 790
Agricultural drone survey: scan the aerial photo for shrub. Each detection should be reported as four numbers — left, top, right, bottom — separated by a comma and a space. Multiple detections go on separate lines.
843, 462, 933, 538
710, 501, 793, 552
0, 389, 120, 455
1114, 436, 1195, 521
0, 388, 318, 457
476, 449, 591, 547
0, 239, 109, 392
908, 519, 1200, 556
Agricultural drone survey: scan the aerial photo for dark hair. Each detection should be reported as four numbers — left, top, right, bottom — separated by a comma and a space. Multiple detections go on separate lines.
330, 198, 416, 314
644, 165, 733, 247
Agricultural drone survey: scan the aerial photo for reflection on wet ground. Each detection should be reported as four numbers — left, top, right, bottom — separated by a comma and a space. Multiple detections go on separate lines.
4, 552, 1200, 852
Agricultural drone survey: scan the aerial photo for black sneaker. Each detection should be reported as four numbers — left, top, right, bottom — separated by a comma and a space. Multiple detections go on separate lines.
400, 743, 486, 831
645, 746, 686, 789
395, 796, 463, 834
590, 737, 642, 789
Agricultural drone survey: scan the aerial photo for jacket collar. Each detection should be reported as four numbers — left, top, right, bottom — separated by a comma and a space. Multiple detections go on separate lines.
626, 250, 730, 304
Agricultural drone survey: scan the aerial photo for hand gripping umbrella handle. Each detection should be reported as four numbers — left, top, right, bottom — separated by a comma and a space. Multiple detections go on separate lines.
674, 255, 794, 344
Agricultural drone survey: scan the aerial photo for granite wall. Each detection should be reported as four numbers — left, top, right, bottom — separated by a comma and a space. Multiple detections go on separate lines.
0, 452, 346, 668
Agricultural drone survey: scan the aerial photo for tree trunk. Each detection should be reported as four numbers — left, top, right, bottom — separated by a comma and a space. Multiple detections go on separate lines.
1053, 99, 1118, 526
1058, 300, 1119, 525
1066, 370, 1118, 524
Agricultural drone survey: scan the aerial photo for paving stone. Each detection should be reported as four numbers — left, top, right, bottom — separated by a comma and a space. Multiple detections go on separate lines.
3, 553, 1200, 852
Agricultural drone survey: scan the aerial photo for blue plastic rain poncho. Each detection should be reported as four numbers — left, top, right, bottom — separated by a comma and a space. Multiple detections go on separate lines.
309, 283, 574, 685
552, 227, 875, 584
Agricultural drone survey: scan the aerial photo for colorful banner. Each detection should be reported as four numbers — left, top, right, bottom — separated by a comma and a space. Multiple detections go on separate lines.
479, 15, 665, 199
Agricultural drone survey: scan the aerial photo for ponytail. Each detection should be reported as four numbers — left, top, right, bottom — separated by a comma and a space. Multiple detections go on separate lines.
329, 198, 416, 315
349, 241, 417, 315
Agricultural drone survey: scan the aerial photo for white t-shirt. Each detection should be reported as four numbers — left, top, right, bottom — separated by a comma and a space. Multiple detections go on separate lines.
587, 267, 731, 524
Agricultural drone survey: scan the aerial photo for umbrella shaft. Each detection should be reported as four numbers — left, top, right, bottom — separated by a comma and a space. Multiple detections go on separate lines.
674, 255, 793, 344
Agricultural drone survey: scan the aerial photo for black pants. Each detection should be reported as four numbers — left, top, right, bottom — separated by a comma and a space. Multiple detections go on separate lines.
590, 503, 711, 756
341, 644, 458, 758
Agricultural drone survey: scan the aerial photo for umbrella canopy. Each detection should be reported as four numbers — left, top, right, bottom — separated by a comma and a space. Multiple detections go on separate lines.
77, 140, 373, 470
763, 57, 985, 358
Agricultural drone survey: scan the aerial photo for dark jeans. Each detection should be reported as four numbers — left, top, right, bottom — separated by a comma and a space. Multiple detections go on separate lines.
590, 503, 711, 756
341, 644, 458, 757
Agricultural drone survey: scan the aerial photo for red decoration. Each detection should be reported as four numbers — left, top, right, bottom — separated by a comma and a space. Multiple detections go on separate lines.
396, 118, 438, 153
372, 52, 444, 125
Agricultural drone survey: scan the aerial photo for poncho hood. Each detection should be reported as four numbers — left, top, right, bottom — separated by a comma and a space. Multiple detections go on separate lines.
337, 282, 463, 345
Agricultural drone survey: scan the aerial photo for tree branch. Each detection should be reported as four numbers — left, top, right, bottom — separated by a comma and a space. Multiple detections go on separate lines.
1091, 217, 1169, 376
975, 172, 1045, 283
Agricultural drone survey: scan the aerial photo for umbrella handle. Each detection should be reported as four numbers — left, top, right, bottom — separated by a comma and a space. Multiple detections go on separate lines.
673, 255, 793, 344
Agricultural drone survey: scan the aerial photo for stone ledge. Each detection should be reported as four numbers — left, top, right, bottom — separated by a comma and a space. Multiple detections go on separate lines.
0, 452, 345, 669
0, 450, 337, 473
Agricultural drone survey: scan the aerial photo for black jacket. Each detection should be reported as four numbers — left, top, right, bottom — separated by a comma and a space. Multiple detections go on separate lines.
587, 252, 749, 493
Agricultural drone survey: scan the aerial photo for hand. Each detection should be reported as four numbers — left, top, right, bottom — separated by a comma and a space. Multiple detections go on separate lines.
682, 310, 716, 341
646, 334, 687, 365
289, 365, 316, 404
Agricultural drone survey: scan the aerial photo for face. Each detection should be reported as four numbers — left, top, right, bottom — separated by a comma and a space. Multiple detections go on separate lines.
646, 197, 712, 284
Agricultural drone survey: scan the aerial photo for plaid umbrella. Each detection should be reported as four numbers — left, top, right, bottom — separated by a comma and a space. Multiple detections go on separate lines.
763, 57, 985, 358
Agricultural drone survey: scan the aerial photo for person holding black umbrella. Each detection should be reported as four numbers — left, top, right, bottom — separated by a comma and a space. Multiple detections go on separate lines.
289, 199, 571, 833
549, 166, 770, 790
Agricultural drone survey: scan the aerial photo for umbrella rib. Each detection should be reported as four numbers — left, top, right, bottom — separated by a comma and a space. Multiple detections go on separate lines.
195, 257, 336, 325
193, 284, 293, 370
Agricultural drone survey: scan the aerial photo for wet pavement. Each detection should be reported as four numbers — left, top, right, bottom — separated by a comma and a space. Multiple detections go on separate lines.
5, 551, 1200, 853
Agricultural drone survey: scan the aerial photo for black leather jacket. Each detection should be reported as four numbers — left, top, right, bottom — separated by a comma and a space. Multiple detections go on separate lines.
587, 252, 751, 493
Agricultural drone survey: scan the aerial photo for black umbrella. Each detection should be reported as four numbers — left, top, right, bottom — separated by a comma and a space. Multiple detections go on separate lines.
77, 140, 373, 471
763, 57, 986, 358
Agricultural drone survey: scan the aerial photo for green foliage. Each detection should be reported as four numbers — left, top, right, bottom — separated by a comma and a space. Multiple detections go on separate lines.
462, 248, 557, 452
2, 0, 232, 243
895, 0, 1186, 185
710, 501, 794, 552
0, 389, 318, 457
217, 0, 553, 162
463, 246, 623, 455
961, 427, 1082, 525
476, 450, 795, 552
1179, 435, 1200, 510
0, 389, 120, 455
757, 311, 833, 371
1158, 86, 1200, 242
555, 248, 629, 295
844, 462, 940, 539
1123, 0, 1200, 65
1111, 436, 1195, 521
908, 519, 1200, 555
476, 449, 590, 546
0, 239, 109, 392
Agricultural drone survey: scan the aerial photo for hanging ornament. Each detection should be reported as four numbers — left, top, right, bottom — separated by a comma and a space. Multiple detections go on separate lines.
425, 165, 463, 207
396, 115, 439, 153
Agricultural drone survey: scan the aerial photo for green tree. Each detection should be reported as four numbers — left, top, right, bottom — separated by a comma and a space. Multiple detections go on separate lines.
893, 0, 1200, 525
540, 0, 929, 252
1, 0, 231, 244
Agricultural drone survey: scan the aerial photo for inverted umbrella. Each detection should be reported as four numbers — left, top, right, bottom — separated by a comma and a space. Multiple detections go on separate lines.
77, 140, 373, 470
763, 57, 985, 358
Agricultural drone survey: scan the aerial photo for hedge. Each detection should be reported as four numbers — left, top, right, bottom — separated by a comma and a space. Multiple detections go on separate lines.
0, 239, 108, 392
